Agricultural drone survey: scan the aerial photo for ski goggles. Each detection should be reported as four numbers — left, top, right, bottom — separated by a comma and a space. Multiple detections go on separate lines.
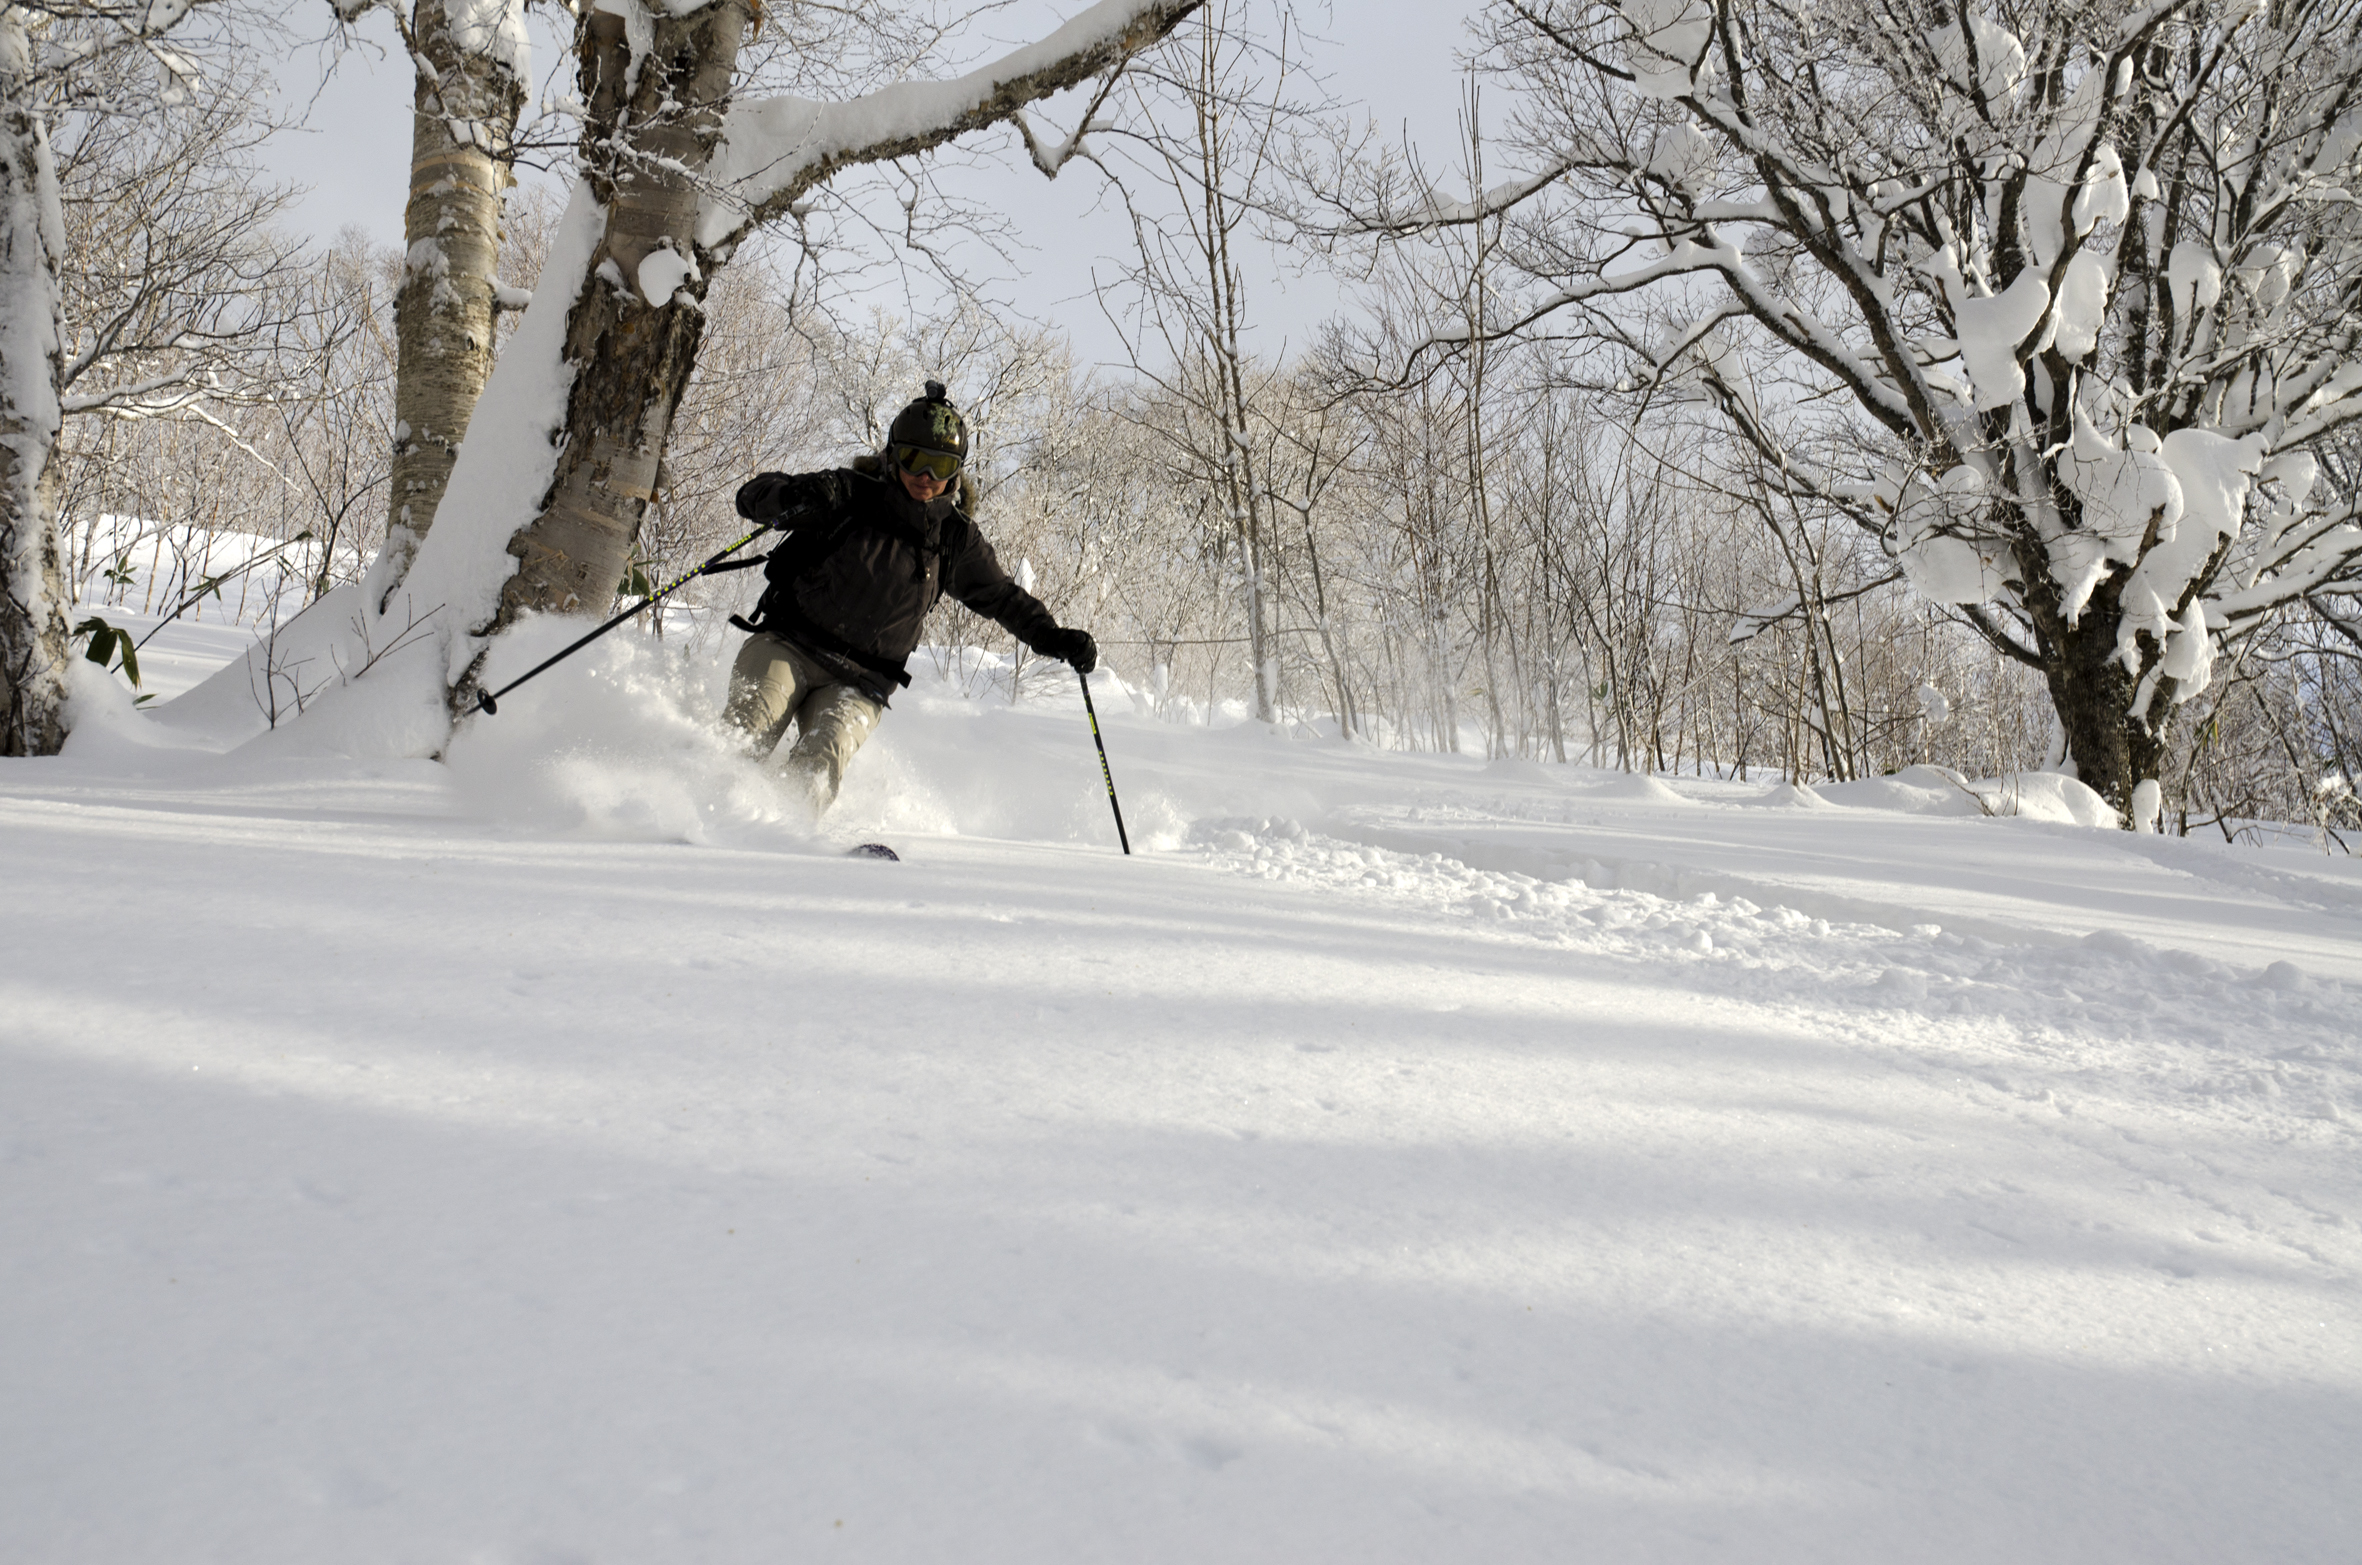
892, 444, 963, 482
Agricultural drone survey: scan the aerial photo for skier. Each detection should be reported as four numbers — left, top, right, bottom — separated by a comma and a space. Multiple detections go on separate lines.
723, 380, 1097, 812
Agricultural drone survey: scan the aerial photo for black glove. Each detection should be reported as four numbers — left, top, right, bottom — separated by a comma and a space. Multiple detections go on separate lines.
1036, 626, 1097, 674
734, 472, 816, 524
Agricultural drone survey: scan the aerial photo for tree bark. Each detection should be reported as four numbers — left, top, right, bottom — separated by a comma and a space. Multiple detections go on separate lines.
488, 0, 751, 634
374, 0, 528, 609
0, 63, 68, 757
2020, 555, 2167, 819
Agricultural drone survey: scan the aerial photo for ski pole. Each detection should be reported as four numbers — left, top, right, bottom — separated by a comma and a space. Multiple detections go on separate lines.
1077, 667, 1131, 855
475, 525, 772, 715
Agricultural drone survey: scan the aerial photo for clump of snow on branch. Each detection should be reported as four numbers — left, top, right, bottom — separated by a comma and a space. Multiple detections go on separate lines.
1619, 0, 1713, 100
2053, 409, 2180, 625
445, 0, 530, 81
2113, 430, 2266, 703
1896, 466, 2011, 605
636, 244, 697, 307
1926, 10, 2025, 113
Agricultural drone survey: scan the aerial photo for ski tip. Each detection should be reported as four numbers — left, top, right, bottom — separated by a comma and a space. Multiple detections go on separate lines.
846, 842, 900, 861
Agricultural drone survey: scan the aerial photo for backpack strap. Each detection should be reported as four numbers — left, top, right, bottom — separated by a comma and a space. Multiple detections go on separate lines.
727, 606, 914, 690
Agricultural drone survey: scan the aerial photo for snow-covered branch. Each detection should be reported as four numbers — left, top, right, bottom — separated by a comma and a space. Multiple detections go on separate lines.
694, 0, 1203, 253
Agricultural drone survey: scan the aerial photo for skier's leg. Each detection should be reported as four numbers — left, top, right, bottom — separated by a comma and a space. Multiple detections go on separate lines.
722, 633, 815, 757
782, 682, 885, 811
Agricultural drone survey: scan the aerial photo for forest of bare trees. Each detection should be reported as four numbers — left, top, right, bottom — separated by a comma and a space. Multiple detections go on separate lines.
6, 0, 2358, 844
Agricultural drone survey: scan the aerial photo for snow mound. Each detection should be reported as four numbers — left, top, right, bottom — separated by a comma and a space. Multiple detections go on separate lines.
1967, 770, 2120, 827
2259, 959, 2309, 992
58, 659, 180, 761
1814, 765, 2118, 827
236, 633, 451, 762
1483, 754, 1558, 785
1816, 764, 1987, 815
148, 584, 375, 749
1736, 780, 1835, 809
1578, 772, 1693, 806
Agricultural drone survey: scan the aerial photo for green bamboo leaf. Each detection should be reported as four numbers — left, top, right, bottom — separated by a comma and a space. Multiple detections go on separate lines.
70, 616, 141, 685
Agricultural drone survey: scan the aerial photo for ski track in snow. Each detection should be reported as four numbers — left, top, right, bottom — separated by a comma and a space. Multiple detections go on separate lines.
1182, 806, 2362, 1255
3, 622, 2357, 1563
1187, 810, 2361, 1130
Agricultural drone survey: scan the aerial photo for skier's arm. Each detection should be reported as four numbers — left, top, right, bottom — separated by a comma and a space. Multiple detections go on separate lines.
734, 470, 843, 525
943, 522, 1095, 670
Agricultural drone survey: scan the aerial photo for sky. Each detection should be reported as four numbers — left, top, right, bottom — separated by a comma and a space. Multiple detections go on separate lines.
262, 0, 1488, 370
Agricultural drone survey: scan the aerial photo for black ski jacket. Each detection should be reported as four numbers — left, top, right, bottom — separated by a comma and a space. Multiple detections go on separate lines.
733, 465, 1060, 702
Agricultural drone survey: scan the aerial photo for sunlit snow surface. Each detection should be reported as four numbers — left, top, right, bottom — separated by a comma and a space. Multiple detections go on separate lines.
4, 620, 2357, 1563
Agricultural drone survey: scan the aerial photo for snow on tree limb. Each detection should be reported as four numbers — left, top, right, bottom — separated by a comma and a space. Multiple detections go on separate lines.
694, 0, 1203, 253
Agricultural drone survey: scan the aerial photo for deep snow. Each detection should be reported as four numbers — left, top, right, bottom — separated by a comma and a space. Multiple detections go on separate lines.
3, 615, 2357, 1563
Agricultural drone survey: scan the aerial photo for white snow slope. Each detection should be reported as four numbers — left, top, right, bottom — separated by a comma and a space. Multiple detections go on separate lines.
4, 621, 2358, 1564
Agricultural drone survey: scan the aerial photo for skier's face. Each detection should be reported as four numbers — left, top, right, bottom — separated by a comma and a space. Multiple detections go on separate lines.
898, 467, 950, 502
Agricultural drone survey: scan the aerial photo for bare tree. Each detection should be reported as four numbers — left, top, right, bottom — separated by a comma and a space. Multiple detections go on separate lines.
2, 0, 265, 754
1089, 0, 1313, 722
1318, 0, 2362, 818
269, 231, 400, 601
1254, 369, 1364, 734
50, 52, 306, 430
42, 46, 315, 613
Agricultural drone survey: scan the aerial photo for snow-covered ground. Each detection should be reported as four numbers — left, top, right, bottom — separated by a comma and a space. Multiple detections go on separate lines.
4, 618, 2357, 1563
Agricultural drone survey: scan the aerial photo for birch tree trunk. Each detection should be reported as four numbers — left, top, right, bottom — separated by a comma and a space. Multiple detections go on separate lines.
0, 30, 67, 757
488, 0, 751, 629
373, 0, 528, 607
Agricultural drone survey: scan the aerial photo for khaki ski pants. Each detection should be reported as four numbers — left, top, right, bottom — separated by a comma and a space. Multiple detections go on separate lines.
723, 633, 884, 810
